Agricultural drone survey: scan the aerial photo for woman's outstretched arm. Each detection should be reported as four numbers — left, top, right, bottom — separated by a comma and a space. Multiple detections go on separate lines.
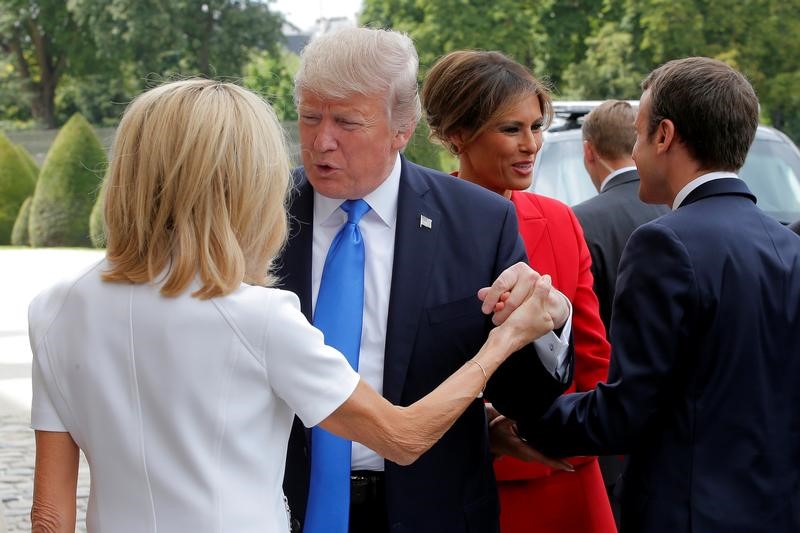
320, 274, 556, 466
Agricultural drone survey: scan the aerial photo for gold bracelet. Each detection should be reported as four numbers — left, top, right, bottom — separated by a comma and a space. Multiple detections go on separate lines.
465, 359, 488, 398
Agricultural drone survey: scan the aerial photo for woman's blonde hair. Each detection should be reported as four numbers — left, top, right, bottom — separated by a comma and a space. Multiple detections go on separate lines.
101, 79, 291, 299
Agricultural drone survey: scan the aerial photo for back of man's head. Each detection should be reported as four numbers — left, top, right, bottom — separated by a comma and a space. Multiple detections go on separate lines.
641, 57, 759, 172
582, 100, 636, 160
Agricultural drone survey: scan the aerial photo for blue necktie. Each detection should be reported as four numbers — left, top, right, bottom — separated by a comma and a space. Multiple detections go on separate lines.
304, 199, 371, 533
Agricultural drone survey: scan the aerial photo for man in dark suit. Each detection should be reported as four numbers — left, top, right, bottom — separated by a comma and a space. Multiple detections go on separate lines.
278, 27, 573, 533
572, 101, 669, 523
511, 57, 800, 532
573, 100, 669, 333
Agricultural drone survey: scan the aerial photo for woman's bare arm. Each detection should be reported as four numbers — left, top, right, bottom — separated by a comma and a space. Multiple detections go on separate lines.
320, 274, 555, 465
31, 431, 79, 533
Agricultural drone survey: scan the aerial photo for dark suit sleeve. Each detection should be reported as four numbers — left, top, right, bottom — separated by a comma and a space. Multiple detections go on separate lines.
484, 203, 574, 421
517, 222, 698, 456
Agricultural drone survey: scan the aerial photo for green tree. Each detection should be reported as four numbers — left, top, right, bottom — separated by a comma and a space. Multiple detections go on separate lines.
0, 131, 35, 242
562, 21, 645, 99
10, 194, 31, 245
531, 0, 604, 92
70, 0, 285, 78
243, 50, 299, 121
55, 72, 131, 126
361, 0, 540, 73
0, 0, 101, 127
402, 120, 449, 171
361, 0, 603, 91
29, 113, 106, 247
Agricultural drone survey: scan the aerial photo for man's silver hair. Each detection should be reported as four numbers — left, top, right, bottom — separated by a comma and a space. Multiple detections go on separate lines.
294, 27, 421, 133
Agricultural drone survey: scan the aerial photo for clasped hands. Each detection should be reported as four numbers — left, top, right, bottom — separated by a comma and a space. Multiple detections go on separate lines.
477, 262, 574, 472
478, 262, 570, 329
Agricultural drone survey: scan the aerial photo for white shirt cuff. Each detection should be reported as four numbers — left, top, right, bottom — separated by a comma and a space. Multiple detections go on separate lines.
532, 297, 573, 382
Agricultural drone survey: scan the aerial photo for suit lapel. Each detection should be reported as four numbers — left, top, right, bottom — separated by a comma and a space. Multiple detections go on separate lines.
511, 191, 548, 261
383, 160, 441, 404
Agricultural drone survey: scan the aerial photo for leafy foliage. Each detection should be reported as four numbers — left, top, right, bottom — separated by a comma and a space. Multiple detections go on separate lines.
0, 0, 285, 128
28, 114, 106, 247
402, 120, 455, 173
69, 0, 285, 77
0, 131, 35, 242
0, 0, 103, 127
243, 50, 299, 121
362, 0, 800, 144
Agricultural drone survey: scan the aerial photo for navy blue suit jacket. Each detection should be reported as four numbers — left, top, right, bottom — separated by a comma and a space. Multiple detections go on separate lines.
572, 170, 669, 333
520, 178, 800, 532
278, 157, 569, 533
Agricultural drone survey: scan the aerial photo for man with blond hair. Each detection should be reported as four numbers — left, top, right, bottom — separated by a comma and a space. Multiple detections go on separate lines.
573, 100, 668, 333
277, 27, 573, 533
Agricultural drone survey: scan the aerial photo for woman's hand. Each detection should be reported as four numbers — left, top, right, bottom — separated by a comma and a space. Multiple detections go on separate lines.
492, 273, 555, 353
478, 262, 569, 330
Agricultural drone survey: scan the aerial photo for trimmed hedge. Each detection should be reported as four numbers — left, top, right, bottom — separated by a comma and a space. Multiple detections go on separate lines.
89, 189, 105, 248
11, 195, 33, 246
29, 114, 107, 247
15, 144, 39, 182
0, 132, 36, 244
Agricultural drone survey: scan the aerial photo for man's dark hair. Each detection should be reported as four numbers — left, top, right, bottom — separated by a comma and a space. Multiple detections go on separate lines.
642, 57, 759, 171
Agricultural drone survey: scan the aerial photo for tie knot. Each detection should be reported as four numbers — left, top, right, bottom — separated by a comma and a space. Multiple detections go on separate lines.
341, 199, 371, 225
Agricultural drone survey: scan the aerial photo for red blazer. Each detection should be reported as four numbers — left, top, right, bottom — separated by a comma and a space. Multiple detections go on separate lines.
495, 191, 615, 532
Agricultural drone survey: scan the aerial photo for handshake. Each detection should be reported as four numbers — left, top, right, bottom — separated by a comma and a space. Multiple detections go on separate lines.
478, 262, 575, 472
479, 261, 571, 331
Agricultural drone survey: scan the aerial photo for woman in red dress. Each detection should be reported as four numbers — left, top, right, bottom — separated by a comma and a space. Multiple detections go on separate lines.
421, 50, 616, 533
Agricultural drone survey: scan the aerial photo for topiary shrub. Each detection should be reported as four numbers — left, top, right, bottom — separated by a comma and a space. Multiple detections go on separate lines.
89, 186, 105, 248
10, 195, 33, 246
14, 144, 39, 182
29, 114, 107, 247
0, 132, 36, 244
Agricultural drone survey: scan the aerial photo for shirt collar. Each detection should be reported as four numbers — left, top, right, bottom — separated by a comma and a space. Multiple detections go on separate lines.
599, 166, 638, 192
314, 153, 402, 227
672, 171, 740, 210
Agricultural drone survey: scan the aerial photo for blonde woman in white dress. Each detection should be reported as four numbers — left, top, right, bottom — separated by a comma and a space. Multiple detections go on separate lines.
28, 79, 558, 533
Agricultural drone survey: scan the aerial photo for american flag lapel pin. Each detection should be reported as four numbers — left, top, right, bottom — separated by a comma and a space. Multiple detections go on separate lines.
419, 215, 432, 229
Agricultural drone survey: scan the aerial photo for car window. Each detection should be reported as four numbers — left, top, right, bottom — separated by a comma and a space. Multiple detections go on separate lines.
739, 138, 800, 223
532, 138, 596, 205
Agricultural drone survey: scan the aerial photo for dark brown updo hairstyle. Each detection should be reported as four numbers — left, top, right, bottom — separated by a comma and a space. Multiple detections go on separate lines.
421, 50, 553, 154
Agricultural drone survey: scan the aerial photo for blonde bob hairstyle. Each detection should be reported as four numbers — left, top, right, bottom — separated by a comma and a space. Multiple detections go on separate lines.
100, 79, 291, 299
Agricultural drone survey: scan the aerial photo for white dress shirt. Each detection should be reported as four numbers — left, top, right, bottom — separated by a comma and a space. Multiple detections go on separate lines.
672, 171, 740, 210
30, 260, 360, 532
311, 154, 571, 471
